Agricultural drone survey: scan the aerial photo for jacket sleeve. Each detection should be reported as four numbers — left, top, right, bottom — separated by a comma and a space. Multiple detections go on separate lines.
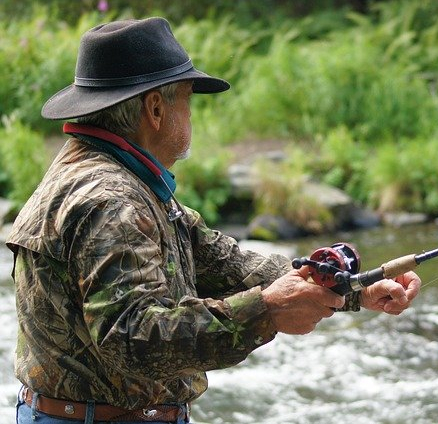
185, 207, 361, 311
68, 199, 277, 381
185, 207, 293, 298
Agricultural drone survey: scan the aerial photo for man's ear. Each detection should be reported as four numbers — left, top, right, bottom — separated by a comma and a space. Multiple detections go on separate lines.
143, 91, 165, 131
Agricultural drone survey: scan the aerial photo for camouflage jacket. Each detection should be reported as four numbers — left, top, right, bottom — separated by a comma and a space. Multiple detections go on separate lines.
7, 137, 295, 409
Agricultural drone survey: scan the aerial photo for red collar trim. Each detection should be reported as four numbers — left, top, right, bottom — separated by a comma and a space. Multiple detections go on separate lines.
63, 122, 162, 176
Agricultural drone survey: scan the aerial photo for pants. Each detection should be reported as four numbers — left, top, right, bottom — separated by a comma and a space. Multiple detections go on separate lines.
16, 392, 190, 424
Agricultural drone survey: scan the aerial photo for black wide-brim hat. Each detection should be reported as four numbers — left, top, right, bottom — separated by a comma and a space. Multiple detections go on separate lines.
42, 17, 230, 120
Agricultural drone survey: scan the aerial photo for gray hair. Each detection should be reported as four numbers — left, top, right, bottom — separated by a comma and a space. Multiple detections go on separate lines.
77, 82, 180, 138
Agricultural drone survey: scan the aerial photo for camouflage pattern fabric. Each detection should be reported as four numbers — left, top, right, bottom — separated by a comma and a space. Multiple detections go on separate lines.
7, 138, 290, 409
7, 137, 360, 409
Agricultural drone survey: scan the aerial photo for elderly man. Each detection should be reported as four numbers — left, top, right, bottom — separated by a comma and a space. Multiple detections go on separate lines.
7, 17, 420, 424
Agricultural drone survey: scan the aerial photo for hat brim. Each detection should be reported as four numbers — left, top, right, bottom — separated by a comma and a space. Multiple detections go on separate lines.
41, 68, 230, 120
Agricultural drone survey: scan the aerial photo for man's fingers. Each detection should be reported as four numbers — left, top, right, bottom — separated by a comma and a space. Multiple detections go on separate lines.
307, 284, 345, 309
405, 279, 421, 301
395, 271, 421, 300
376, 279, 409, 304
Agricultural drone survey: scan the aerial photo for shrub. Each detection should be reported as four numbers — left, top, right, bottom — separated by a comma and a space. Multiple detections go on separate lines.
252, 148, 334, 234
315, 126, 369, 203
0, 115, 48, 210
366, 137, 438, 215
173, 145, 232, 224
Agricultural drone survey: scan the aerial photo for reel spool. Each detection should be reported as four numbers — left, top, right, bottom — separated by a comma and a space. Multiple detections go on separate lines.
308, 243, 361, 288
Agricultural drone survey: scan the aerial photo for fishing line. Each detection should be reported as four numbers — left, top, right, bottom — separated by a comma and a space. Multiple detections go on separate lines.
418, 274, 438, 291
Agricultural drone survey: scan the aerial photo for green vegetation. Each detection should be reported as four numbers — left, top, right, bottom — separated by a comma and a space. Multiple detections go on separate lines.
0, 116, 48, 211
253, 148, 335, 234
1, 0, 438, 225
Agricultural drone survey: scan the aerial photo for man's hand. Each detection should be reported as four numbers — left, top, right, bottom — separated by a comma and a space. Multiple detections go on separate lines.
360, 271, 421, 314
261, 268, 345, 335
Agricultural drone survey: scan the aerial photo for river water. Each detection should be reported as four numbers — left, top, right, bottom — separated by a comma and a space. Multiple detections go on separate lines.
2, 223, 438, 424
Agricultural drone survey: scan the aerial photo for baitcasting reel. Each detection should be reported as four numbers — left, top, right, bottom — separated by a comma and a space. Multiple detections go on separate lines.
292, 243, 361, 295
292, 242, 438, 295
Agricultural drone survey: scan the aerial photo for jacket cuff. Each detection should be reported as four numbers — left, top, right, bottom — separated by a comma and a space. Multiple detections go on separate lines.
225, 286, 277, 350
336, 291, 361, 312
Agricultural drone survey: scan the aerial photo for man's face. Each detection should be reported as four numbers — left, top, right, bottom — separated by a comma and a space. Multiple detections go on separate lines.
161, 81, 193, 166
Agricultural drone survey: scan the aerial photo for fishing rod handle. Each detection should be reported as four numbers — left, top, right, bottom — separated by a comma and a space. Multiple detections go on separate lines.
349, 253, 418, 292
381, 253, 417, 279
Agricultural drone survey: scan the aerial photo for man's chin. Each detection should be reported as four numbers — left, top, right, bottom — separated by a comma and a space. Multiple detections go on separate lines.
177, 149, 191, 161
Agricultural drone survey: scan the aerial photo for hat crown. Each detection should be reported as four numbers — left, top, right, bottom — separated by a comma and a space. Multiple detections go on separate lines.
75, 17, 190, 81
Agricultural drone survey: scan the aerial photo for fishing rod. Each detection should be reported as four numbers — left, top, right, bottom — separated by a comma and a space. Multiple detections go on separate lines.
291, 242, 438, 295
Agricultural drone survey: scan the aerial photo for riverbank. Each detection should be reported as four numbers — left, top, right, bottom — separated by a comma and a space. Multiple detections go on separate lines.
221, 137, 433, 241
1, 132, 435, 246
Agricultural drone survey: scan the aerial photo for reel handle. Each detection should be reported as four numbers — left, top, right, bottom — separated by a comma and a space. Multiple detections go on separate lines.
291, 257, 309, 269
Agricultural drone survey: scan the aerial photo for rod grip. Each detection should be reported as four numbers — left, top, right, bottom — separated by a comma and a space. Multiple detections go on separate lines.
381, 254, 417, 278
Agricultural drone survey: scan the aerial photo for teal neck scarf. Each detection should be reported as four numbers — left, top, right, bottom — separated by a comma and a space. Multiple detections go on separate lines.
63, 122, 176, 203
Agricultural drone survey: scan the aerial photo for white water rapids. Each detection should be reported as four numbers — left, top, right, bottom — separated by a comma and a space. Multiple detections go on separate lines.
2, 223, 438, 424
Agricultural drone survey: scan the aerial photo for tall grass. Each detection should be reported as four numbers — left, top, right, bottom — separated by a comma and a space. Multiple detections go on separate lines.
230, 18, 438, 144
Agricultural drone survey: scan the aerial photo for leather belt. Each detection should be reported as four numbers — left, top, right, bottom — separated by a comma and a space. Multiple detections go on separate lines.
22, 387, 189, 422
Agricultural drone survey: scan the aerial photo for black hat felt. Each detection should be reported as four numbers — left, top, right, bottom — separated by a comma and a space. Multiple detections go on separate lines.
42, 17, 230, 120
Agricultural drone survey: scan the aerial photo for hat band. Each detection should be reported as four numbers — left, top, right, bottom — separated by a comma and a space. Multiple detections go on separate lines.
74, 59, 193, 87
